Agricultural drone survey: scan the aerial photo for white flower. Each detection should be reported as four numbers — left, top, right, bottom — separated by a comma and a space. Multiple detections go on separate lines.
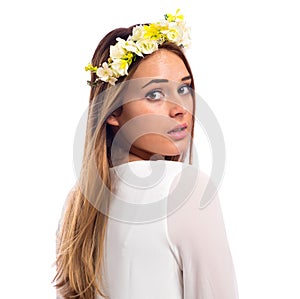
162, 27, 180, 43
131, 25, 145, 41
158, 19, 169, 27
96, 62, 114, 82
110, 59, 129, 77
172, 21, 191, 47
107, 77, 118, 85
136, 39, 158, 55
116, 37, 143, 57
86, 11, 192, 86
110, 40, 126, 59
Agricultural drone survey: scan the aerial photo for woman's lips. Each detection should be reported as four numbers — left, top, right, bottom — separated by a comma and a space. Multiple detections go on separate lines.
167, 122, 188, 140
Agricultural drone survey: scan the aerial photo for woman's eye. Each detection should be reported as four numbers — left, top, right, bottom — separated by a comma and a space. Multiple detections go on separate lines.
145, 89, 165, 101
178, 85, 192, 95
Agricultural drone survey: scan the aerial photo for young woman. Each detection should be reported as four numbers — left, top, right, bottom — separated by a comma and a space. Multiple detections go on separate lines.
54, 11, 239, 299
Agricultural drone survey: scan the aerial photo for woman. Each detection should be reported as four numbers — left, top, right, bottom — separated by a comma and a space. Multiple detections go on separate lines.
54, 11, 239, 299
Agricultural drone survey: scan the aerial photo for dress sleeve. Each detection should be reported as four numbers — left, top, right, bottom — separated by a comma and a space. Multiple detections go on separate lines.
167, 168, 239, 299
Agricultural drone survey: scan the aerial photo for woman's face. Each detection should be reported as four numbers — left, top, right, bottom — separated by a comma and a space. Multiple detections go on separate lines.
107, 49, 194, 161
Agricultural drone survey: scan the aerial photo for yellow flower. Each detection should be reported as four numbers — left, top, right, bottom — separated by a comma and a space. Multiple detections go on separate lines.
143, 24, 162, 40
123, 51, 135, 65
85, 63, 98, 72
85, 10, 191, 86
165, 9, 184, 22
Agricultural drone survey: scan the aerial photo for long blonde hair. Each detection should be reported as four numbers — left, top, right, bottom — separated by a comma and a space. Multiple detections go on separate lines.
53, 25, 195, 299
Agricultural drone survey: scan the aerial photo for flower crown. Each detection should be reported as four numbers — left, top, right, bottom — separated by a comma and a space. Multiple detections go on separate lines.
85, 9, 191, 86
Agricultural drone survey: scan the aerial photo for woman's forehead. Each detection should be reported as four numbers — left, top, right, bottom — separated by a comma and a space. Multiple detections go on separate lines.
130, 50, 190, 82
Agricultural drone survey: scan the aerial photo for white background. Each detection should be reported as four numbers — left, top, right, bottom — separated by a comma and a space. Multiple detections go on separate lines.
0, 0, 299, 298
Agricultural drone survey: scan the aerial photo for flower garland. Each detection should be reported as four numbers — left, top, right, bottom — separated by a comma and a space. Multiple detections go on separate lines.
85, 9, 191, 86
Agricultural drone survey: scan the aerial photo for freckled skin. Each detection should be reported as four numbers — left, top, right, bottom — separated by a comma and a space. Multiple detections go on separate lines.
107, 50, 194, 162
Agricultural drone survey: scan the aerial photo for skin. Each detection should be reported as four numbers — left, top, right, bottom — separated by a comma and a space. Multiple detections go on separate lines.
107, 49, 194, 163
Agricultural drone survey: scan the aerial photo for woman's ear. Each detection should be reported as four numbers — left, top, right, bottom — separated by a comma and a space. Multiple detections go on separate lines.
106, 115, 120, 127
106, 106, 122, 127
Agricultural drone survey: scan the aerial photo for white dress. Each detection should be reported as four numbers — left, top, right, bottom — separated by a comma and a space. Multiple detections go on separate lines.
98, 160, 239, 299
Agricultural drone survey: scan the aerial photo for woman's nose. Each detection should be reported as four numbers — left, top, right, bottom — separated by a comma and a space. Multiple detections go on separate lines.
167, 98, 187, 118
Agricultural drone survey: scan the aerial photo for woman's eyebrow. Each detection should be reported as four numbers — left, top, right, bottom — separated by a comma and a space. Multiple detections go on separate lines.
181, 75, 191, 81
142, 79, 169, 88
141, 75, 191, 89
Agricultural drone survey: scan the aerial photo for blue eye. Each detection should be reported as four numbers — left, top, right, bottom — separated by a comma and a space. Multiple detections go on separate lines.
145, 89, 165, 101
178, 84, 192, 95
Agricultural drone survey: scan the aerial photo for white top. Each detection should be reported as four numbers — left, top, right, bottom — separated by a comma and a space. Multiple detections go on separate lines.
98, 160, 239, 299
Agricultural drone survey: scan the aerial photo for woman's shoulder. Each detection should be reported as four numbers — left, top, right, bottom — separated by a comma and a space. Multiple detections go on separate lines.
109, 159, 212, 199
167, 162, 219, 213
